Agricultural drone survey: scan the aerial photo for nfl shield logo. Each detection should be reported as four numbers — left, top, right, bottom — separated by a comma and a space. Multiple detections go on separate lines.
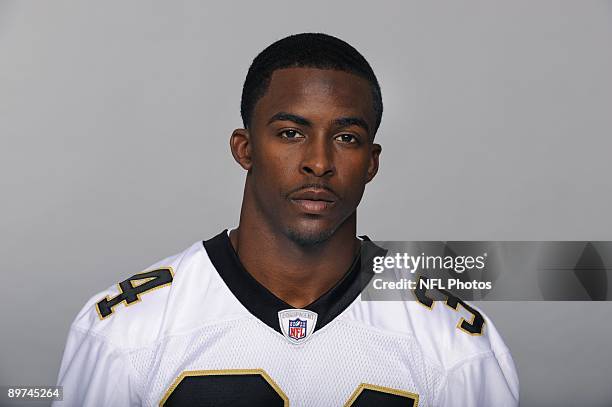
278, 309, 318, 344
288, 318, 307, 340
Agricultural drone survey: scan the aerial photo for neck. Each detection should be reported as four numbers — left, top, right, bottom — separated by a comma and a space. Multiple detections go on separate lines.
230, 195, 360, 308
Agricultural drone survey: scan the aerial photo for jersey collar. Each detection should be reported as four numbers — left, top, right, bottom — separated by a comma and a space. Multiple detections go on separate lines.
203, 229, 385, 335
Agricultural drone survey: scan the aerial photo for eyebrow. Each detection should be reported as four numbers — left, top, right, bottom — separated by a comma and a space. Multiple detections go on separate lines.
267, 112, 311, 127
267, 112, 370, 134
332, 117, 370, 134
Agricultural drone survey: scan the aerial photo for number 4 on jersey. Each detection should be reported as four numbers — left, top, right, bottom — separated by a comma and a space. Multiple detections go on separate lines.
96, 268, 174, 319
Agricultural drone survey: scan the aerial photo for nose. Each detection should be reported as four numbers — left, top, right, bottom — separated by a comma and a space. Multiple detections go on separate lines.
300, 135, 335, 178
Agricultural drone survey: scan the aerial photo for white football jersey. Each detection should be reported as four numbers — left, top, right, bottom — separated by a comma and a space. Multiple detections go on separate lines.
54, 230, 519, 406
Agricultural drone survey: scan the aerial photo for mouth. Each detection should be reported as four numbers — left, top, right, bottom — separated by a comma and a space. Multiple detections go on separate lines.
288, 187, 338, 214
290, 199, 336, 213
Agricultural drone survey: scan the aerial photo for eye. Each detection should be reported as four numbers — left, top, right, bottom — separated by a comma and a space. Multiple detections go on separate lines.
279, 129, 304, 140
335, 133, 358, 144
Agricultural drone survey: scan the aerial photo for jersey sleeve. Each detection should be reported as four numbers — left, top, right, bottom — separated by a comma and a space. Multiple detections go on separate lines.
435, 351, 519, 407
52, 326, 141, 406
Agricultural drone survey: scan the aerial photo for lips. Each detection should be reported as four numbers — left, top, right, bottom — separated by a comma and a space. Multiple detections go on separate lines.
289, 187, 338, 214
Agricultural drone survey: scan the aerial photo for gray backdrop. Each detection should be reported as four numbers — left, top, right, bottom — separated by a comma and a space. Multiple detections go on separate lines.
1, 1, 611, 406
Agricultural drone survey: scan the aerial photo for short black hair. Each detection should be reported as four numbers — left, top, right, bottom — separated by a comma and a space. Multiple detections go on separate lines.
240, 33, 383, 134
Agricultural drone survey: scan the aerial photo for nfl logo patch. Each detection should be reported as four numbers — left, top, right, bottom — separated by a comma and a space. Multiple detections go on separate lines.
277, 309, 318, 344
288, 318, 307, 340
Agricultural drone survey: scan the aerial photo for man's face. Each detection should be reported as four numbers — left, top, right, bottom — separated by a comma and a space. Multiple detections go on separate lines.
240, 67, 381, 245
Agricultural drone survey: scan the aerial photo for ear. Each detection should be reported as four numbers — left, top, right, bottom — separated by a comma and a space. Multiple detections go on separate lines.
366, 143, 381, 183
230, 128, 252, 171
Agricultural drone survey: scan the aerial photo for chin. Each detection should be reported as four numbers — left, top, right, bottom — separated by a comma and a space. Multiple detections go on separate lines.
284, 223, 337, 247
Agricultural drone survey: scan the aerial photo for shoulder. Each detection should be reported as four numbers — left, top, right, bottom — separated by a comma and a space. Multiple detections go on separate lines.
68, 240, 227, 349
410, 298, 510, 367
413, 299, 519, 405
344, 295, 512, 370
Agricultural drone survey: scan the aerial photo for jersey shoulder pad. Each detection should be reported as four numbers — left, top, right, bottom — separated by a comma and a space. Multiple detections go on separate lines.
69, 241, 204, 348
407, 296, 511, 368
346, 295, 510, 370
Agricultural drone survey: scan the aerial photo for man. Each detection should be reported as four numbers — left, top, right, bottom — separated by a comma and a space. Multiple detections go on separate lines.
55, 33, 519, 406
